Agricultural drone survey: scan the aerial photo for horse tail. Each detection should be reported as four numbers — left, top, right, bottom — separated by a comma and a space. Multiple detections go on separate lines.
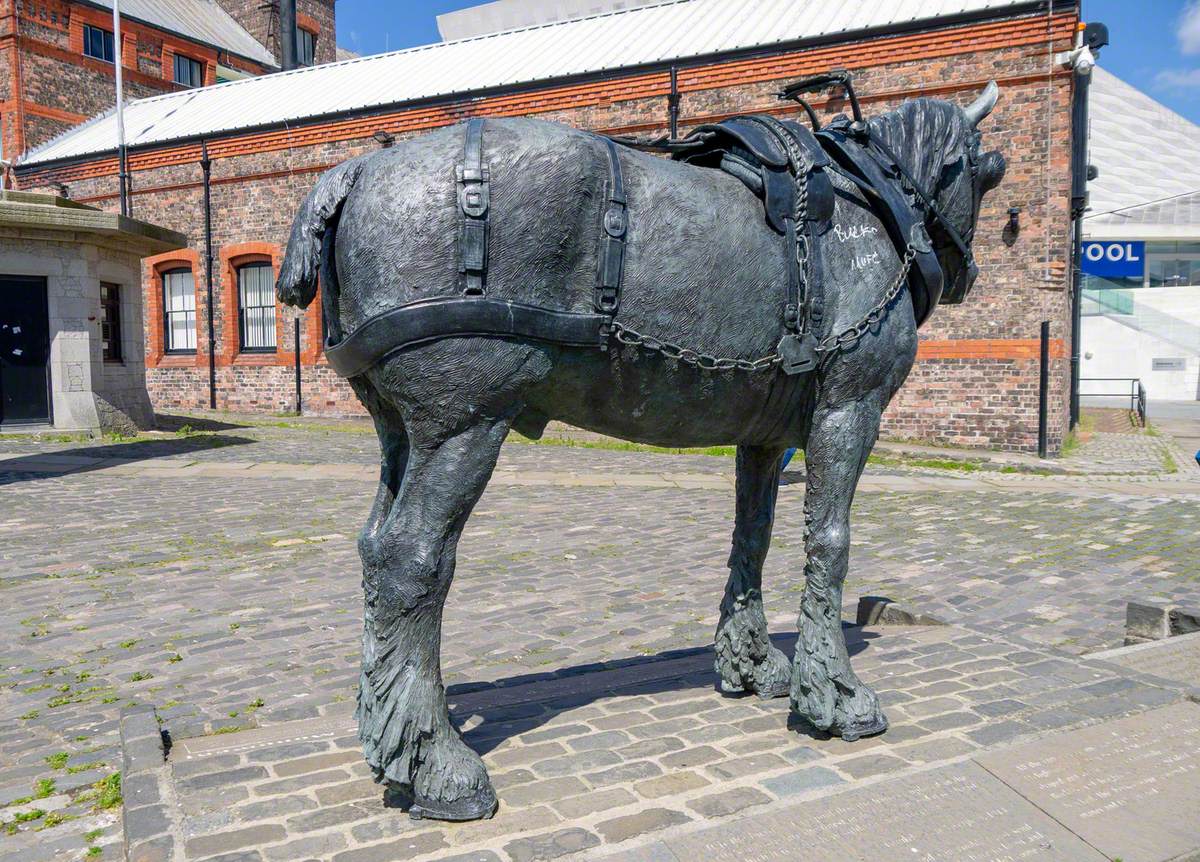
276, 155, 368, 309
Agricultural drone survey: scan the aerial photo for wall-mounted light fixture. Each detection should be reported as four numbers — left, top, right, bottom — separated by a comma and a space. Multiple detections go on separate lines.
1007, 207, 1021, 235
373, 130, 396, 148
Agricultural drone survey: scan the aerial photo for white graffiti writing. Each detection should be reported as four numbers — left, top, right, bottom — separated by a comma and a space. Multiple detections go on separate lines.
833, 223, 880, 243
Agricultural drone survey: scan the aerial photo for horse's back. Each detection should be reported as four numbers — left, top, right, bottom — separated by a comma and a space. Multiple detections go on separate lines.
332, 118, 783, 347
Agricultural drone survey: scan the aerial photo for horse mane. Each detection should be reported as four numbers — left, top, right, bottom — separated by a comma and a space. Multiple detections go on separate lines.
866, 98, 970, 194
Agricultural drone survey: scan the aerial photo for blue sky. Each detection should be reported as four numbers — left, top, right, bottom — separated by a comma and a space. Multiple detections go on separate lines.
335, 1, 1200, 125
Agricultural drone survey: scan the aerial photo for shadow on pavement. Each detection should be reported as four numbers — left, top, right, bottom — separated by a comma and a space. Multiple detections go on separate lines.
154, 412, 252, 433
448, 625, 879, 757
0, 433, 257, 487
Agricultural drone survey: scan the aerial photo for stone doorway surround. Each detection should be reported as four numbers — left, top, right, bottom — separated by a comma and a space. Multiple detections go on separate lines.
0, 191, 185, 434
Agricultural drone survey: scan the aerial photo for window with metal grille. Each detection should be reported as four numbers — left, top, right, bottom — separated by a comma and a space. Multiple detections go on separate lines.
238, 263, 276, 352
297, 28, 316, 66
100, 282, 122, 363
83, 24, 114, 62
162, 269, 197, 353
173, 53, 204, 87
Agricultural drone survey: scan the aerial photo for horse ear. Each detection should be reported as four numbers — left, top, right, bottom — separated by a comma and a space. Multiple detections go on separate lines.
980, 151, 1006, 192
964, 81, 1000, 126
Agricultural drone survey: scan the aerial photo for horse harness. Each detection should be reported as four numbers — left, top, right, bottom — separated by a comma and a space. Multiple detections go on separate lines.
324, 112, 976, 380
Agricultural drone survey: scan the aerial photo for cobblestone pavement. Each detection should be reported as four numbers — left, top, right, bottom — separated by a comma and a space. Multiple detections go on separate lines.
1, 419, 1199, 860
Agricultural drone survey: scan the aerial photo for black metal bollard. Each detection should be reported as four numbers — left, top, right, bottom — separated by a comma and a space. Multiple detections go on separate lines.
1038, 320, 1049, 458
294, 316, 302, 416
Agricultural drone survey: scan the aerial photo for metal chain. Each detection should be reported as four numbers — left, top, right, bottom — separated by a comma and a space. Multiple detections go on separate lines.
610, 324, 783, 372
815, 242, 916, 354
609, 242, 917, 373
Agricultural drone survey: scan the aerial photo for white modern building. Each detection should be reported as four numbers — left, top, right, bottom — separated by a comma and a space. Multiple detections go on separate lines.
1082, 67, 1200, 402
437, 0, 663, 40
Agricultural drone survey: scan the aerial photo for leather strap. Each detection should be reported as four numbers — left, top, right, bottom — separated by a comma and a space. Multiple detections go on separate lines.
324, 298, 606, 379
596, 136, 628, 333
817, 127, 943, 326
457, 118, 489, 295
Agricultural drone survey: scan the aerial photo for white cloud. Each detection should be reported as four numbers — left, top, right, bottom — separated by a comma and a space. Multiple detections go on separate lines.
1180, 1, 1200, 54
1155, 68, 1200, 89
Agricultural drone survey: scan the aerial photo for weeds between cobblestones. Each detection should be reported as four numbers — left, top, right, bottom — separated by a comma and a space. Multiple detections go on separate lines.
0, 419, 1197, 860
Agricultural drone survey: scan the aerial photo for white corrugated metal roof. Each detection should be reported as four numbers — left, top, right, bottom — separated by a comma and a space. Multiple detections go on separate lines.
83, 0, 276, 67
21, 0, 1032, 167
1085, 67, 1200, 233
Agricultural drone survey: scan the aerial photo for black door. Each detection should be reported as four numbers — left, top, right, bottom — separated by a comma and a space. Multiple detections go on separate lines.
0, 276, 52, 426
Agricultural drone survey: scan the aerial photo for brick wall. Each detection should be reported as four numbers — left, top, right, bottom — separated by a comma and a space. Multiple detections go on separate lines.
17, 10, 1080, 452
0, 0, 276, 160
213, 0, 336, 67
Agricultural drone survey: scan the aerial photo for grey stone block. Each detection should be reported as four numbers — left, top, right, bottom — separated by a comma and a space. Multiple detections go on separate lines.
1127, 601, 1172, 642
120, 707, 164, 776
856, 596, 946, 627
126, 834, 174, 862
123, 804, 171, 844
503, 827, 601, 861
596, 808, 691, 843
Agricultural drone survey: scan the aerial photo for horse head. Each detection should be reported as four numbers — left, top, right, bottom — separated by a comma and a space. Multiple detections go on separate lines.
927, 82, 1007, 303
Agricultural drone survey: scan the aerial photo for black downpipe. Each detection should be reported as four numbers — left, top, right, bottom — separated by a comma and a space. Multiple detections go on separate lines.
668, 66, 681, 141
201, 141, 217, 410
1038, 320, 1050, 459
280, 0, 298, 71
294, 317, 302, 415
1069, 23, 1107, 430
118, 146, 129, 216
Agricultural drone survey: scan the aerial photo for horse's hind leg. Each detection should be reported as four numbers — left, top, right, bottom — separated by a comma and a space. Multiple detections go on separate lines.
356, 405, 512, 821
790, 399, 888, 741
715, 444, 791, 699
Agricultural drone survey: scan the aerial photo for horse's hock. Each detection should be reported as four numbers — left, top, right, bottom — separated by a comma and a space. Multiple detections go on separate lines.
275, 76, 1005, 820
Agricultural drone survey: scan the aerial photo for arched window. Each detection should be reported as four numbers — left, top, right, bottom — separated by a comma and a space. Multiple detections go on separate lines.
237, 262, 276, 352
162, 268, 197, 353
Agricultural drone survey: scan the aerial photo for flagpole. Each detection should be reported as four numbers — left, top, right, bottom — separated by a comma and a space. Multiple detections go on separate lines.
113, 0, 128, 215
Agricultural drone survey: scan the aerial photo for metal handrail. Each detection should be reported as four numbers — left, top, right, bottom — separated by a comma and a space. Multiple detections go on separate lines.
1080, 377, 1146, 427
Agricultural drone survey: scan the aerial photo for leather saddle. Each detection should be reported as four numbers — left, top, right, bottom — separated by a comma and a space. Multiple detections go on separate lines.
670, 116, 835, 233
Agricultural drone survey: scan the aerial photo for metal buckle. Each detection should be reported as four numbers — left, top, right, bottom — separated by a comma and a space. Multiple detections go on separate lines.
777, 333, 818, 375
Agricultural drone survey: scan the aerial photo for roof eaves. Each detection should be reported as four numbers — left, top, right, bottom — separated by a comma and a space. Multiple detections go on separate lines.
17, 0, 1062, 171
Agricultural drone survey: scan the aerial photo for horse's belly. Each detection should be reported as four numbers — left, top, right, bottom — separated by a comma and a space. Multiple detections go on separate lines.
526, 350, 813, 448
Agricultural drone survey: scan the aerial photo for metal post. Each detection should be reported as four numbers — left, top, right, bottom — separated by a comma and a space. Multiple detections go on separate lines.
112, 0, 129, 215
280, 0, 298, 71
200, 141, 217, 410
668, 66, 681, 141
1038, 320, 1050, 459
294, 316, 302, 415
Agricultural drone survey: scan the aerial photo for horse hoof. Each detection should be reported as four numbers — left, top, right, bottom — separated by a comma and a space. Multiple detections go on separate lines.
408, 786, 498, 822
837, 713, 889, 743
755, 681, 790, 700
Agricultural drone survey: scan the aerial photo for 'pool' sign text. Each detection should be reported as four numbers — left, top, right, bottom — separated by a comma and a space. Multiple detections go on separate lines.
1081, 241, 1145, 279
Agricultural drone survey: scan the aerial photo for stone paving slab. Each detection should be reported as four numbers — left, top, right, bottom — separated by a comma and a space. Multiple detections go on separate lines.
977, 701, 1200, 862
1090, 632, 1200, 691
608, 761, 1109, 862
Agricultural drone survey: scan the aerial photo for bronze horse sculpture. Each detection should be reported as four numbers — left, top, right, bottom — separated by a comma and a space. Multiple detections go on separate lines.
277, 79, 1005, 821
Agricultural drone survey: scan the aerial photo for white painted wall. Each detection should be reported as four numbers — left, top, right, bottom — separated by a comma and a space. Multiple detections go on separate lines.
1081, 286, 1200, 402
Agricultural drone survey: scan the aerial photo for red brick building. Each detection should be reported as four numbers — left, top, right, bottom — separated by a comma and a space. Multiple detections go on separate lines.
13, 0, 1082, 452
0, 0, 338, 162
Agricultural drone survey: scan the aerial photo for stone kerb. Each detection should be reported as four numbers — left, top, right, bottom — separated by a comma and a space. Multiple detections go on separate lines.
119, 706, 177, 862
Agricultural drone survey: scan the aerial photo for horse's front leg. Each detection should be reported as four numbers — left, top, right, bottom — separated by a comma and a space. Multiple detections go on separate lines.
791, 398, 888, 741
715, 444, 791, 698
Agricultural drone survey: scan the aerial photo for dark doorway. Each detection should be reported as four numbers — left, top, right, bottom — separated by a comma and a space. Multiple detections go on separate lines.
0, 276, 52, 426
